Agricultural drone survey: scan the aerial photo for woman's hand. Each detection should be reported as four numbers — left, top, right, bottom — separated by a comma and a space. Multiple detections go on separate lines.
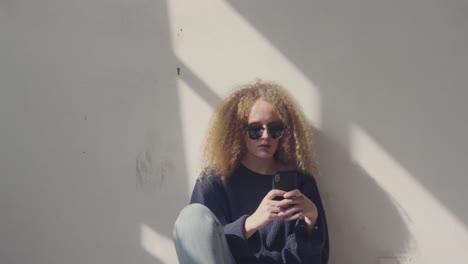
277, 189, 318, 233
244, 189, 286, 238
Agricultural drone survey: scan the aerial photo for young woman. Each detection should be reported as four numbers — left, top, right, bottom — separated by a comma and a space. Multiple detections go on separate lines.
173, 80, 329, 263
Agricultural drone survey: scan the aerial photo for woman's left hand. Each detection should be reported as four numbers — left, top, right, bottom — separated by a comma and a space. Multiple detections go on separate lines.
277, 189, 318, 225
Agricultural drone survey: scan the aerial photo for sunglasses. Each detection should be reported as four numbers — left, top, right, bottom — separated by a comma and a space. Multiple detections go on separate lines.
245, 122, 287, 140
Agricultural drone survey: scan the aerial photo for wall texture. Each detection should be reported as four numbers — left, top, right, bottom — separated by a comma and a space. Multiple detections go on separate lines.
1, 1, 467, 263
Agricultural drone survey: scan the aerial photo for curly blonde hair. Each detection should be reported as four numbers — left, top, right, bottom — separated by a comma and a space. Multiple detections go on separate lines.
201, 80, 318, 177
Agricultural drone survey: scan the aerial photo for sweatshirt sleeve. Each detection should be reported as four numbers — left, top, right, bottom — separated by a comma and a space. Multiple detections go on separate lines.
282, 174, 330, 263
189, 175, 253, 259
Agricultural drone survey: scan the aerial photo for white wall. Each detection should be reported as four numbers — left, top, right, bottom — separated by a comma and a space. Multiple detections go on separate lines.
1, 1, 467, 263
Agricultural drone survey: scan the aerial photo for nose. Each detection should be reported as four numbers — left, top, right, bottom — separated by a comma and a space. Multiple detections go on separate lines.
260, 127, 269, 139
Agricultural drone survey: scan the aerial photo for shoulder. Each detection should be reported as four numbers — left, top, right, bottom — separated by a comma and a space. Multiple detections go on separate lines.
297, 170, 316, 183
297, 170, 319, 191
195, 170, 225, 190
190, 170, 228, 204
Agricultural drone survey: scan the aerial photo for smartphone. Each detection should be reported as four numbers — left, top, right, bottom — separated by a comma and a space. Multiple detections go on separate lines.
272, 170, 298, 200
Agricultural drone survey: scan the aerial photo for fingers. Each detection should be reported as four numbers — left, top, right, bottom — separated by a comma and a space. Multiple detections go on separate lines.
266, 189, 317, 222
283, 211, 304, 221
269, 203, 282, 214
278, 206, 304, 221
283, 189, 303, 199
268, 207, 282, 220
276, 190, 305, 208
268, 189, 301, 201
279, 205, 302, 217
267, 189, 287, 200
276, 192, 316, 221
276, 198, 296, 208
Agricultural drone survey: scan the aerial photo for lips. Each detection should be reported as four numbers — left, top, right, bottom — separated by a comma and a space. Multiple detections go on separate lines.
258, 143, 271, 148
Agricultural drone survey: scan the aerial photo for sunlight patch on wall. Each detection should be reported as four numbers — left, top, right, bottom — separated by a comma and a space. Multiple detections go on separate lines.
177, 78, 212, 192
167, 0, 322, 127
350, 124, 468, 263
140, 223, 177, 264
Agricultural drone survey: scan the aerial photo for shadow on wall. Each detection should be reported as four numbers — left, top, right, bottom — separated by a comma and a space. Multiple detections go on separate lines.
133, 1, 189, 263
136, 59, 221, 263
2, 0, 466, 263
0, 0, 193, 263
140, 0, 468, 262
178, 60, 221, 109
223, 0, 468, 227
316, 124, 410, 263
225, 0, 468, 262
223, 1, 412, 262
137, 3, 222, 264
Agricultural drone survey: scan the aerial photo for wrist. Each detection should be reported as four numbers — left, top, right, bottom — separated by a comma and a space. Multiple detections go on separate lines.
303, 214, 318, 234
304, 214, 317, 227
244, 216, 258, 239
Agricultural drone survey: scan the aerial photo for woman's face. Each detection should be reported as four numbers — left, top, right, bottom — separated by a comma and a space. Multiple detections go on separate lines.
243, 99, 283, 162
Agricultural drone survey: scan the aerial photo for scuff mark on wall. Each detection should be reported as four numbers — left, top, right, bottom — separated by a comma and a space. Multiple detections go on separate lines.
136, 135, 176, 192
136, 150, 155, 191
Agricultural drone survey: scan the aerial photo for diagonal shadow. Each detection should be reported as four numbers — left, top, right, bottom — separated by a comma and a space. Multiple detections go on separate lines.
221, 1, 446, 262
177, 60, 221, 108
222, 0, 468, 231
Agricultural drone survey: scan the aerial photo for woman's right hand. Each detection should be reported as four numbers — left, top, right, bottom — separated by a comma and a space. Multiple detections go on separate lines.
244, 189, 286, 238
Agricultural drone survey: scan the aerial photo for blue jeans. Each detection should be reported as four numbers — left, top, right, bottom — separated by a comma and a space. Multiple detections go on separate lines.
173, 204, 237, 264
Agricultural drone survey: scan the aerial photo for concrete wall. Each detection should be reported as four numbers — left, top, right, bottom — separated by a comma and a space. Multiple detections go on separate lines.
1, 1, 467, 263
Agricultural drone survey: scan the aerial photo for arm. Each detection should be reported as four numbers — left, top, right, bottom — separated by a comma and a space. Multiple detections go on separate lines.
278, 174, 330, 263
244, 189, 287, 238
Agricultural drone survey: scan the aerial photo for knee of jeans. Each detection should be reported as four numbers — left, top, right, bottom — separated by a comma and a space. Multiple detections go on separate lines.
174, 204, 218, 235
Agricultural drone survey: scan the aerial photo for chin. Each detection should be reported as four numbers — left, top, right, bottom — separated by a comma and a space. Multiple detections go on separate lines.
254, 152, 275, 159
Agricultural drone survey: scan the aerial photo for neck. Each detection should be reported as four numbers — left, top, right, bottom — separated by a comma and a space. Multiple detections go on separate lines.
241, 155, 280, 175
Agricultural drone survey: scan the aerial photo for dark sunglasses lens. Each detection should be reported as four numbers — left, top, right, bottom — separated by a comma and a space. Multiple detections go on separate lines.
247, 126, 263, 139
268, 125, 285, 139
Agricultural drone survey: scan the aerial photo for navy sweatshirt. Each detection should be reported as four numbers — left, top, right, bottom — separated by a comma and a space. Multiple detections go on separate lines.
190, 164, 329, 264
